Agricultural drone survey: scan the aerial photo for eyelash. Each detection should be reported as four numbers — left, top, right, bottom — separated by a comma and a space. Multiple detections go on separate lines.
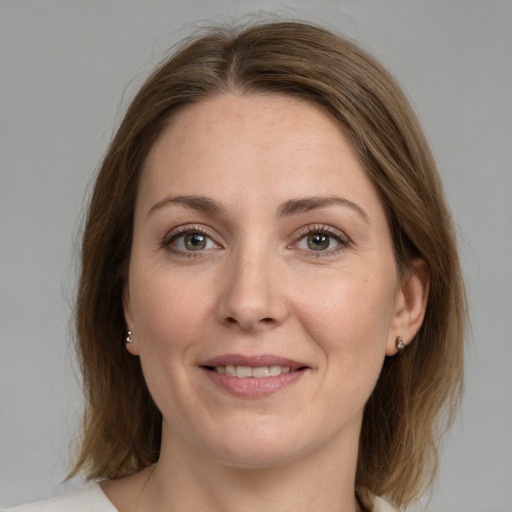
291, 224, 350, 257
160, 223, 350, 258
161, 225, 219, 258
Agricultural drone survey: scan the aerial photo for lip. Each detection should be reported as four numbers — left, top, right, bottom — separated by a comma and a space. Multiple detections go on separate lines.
200, 353, 310, 398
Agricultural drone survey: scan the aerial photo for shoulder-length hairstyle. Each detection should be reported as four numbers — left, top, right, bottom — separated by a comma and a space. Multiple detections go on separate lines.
72, 20, 466, 508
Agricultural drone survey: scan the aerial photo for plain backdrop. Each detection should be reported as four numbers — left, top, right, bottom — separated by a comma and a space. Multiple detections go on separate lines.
1, 1, 511, 511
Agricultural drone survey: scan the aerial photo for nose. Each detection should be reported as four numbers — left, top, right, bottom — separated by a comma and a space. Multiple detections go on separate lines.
217, 246, 289, 332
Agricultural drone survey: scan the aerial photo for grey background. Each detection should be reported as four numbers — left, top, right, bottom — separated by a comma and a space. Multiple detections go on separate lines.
1, 1, 511, 511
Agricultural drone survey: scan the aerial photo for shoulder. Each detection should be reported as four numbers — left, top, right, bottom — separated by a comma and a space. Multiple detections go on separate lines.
372, 495, 399, 512
1, 483, 118, 512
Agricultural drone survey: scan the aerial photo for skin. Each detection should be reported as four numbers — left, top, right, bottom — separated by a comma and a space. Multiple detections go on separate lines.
103, 93, 428, 512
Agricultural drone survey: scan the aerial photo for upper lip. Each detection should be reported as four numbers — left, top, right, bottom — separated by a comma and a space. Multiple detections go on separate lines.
201, 354, 308, 371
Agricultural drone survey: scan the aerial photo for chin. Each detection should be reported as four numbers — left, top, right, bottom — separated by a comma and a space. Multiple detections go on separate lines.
200, 417, 327, 470
215, 442, 304, 470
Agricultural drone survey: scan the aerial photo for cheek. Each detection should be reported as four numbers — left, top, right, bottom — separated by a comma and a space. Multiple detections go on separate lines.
129, 269, 215, 356
299, 273, 395, 341
127, 270, 217, 413
293, 267, 397, 383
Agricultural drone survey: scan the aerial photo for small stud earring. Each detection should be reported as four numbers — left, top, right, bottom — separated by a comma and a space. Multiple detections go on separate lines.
125, 330, 133, 344
395, 335, 405, 351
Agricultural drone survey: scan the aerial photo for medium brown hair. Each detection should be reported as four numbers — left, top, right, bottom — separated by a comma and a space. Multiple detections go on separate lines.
72, 21, 466, 508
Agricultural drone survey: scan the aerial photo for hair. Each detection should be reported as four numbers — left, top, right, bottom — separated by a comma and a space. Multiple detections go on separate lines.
71, 20, 466, 509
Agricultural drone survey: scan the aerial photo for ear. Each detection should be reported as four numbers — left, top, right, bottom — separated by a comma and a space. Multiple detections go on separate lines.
386, 258, 430, 356
123, 283, 140, 356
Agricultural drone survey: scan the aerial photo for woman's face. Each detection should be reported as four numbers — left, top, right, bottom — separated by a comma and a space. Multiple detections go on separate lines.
124, 93, 423, 469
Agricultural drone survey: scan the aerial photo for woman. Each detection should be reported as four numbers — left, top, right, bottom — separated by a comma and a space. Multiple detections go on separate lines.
5, 20, 466, 512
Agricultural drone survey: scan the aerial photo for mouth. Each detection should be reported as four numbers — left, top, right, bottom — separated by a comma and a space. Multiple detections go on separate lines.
201, 354, 308, 376
203, 364, 306, 378
200, 354, 310, 397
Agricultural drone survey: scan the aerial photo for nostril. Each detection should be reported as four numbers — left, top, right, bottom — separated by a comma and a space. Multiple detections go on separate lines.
224, 316, 276, 328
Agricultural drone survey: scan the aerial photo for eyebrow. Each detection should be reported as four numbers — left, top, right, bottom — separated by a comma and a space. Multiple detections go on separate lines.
146, 195, 225, 217
278, 196, 370, 223
147, 194, 369, 223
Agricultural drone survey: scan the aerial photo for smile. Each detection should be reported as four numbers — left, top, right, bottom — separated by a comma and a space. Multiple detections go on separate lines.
200, 354, 309, 398
208, 365, 293, 378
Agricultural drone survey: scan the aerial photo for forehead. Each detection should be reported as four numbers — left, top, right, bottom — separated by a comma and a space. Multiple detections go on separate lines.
148, 94, 348, 161
138, 93, 382, 216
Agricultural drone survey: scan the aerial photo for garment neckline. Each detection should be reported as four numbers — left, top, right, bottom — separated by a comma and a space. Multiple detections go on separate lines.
93, 481, 396, 512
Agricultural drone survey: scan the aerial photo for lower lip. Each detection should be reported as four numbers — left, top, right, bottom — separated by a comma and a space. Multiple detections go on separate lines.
201, 367, 307, 398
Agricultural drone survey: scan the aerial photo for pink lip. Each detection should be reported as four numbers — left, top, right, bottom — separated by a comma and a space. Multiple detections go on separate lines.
200, 353, 309, 399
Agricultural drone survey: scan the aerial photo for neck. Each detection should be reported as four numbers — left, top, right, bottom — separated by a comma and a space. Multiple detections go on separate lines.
139, 423, 362, 512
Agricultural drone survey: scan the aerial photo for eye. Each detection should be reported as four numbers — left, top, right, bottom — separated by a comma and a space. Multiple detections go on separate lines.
163, 226, 220, 254
293, 225, 349, 254
303, 233, 333, 251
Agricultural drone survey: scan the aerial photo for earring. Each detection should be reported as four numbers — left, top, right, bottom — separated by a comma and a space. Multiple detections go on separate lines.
395, 335, 405, 351
125, 330, 133, 344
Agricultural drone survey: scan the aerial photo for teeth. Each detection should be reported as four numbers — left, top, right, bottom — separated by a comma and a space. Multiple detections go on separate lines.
236, 366, 252, 378
225, 365, 236, 376
252, 366, 270, 378
271, 365, 289, 375
214, 365, 292, 378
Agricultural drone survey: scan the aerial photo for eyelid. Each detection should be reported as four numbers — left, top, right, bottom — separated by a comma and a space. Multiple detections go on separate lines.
160, 223, 349, 258
290, 224, 350, 255
160, 224, 222, 255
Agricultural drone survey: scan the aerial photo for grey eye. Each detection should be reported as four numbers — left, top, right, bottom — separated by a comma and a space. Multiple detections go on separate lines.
307, 233, 331, 250
168, 230, 218, 252
184, 233, 208, 251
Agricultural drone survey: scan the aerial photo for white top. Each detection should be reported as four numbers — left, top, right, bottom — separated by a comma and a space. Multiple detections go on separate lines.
2, 483, 397, 511
1, 484, 117, 512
